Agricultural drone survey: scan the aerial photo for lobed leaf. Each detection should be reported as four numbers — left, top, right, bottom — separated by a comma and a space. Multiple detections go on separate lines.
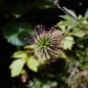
62, 36, 75, 50
12, 51, 28, 59
10, 59, 25, 77
27, 56, 40, 72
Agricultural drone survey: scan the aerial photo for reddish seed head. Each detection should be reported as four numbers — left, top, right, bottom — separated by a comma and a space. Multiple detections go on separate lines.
26, 25, 63, 64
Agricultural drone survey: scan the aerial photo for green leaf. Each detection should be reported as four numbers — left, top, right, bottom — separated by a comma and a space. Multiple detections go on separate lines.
10, 59, 25, 77
27, 56, 40, 72
62, 36, 75, 50
56, 21, 66, 31
57, 15, 76, 31
59, 51, 67, 59
60, 14, 75, 22
2, 23, 33, 46
12, 51, 28, 59
73, 28, 85, 38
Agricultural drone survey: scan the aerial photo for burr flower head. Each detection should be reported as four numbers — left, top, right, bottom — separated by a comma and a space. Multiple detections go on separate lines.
26, 25, 63, 64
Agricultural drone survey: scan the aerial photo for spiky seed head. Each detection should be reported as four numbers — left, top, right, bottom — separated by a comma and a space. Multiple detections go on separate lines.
26, 25, 63, 64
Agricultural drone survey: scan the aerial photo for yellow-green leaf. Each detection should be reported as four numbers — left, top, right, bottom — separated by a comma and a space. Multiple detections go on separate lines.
24, 44, 35, 49
12, 51, 28, 59
27, 56, 40, 72
10, 59, 25, 77
73, 28, 85, 38
62, 36, 75, 50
